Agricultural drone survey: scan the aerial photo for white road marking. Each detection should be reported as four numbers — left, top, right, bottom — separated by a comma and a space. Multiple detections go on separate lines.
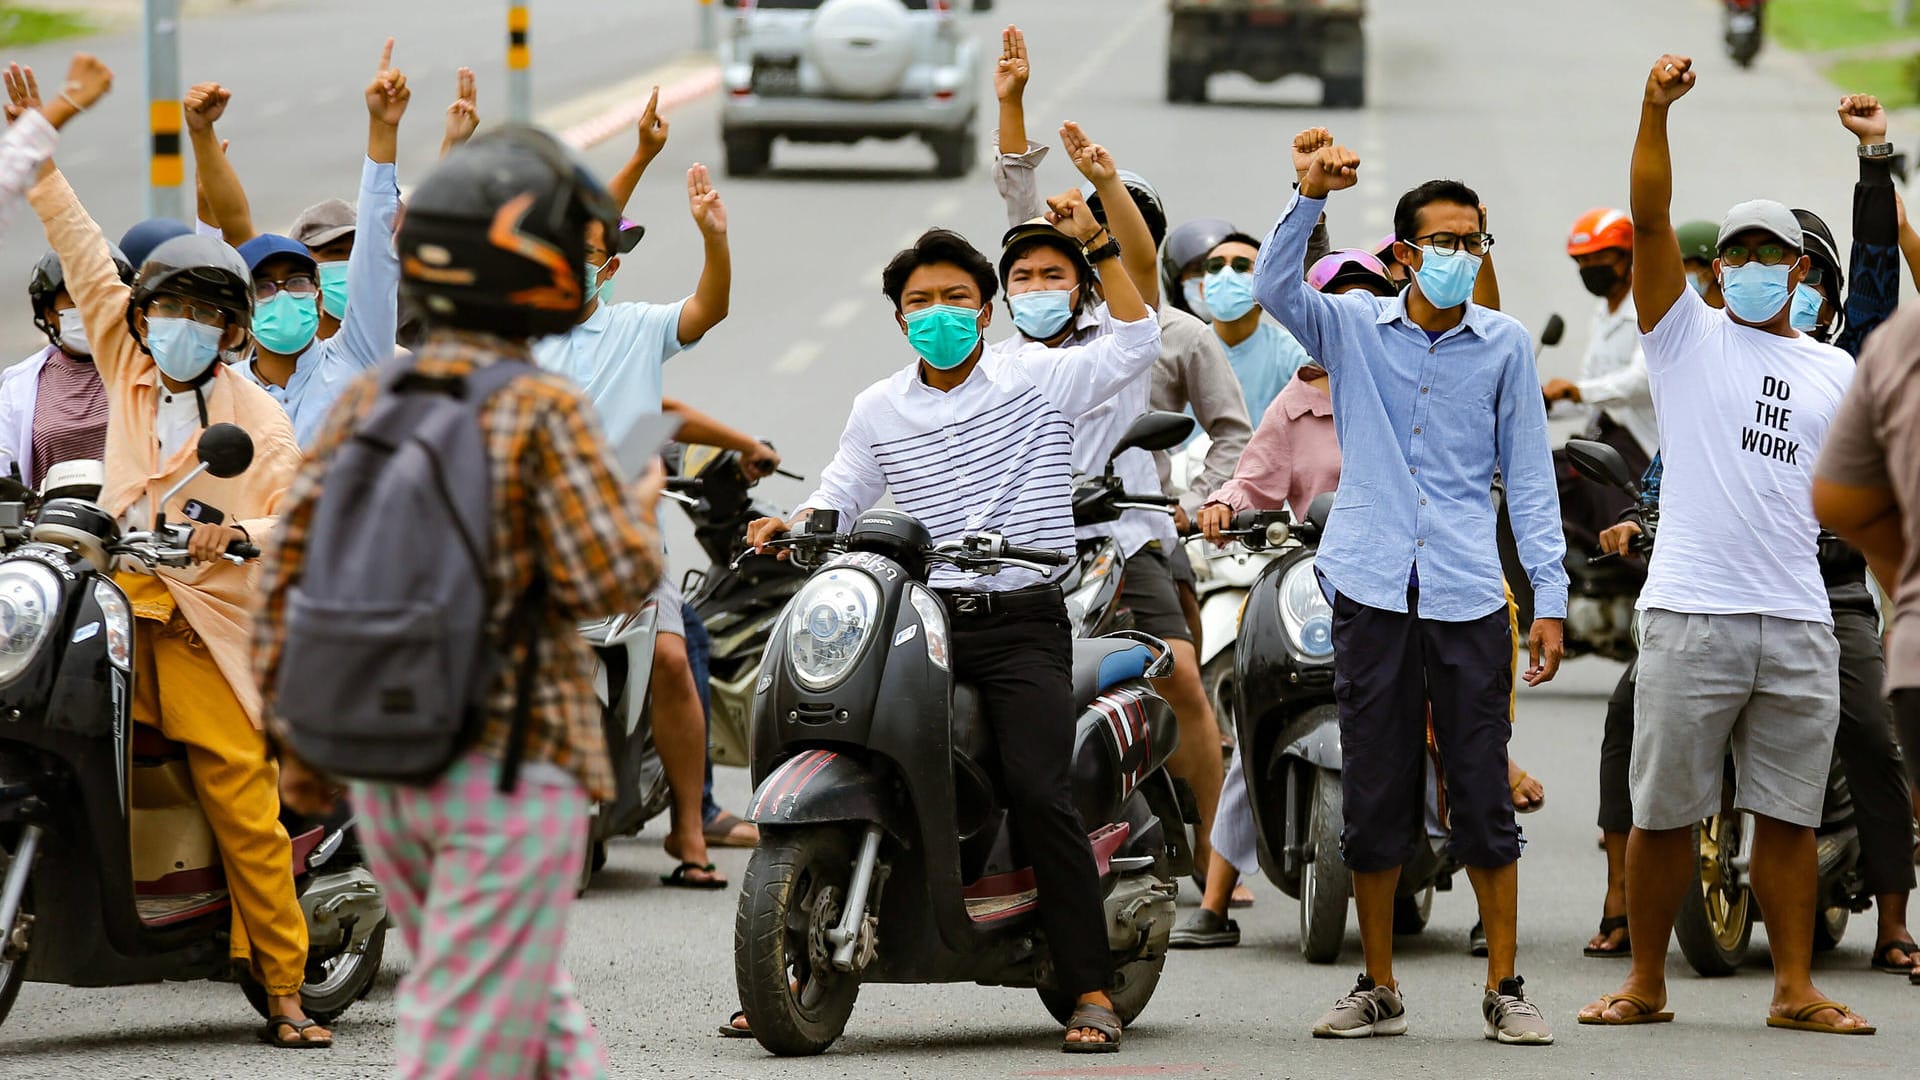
819, 299, 861, 330
63, 147, 99, 167
929, 195, 961, 219
1035, 2, 1161, 117
775, 342, 823, 373
1363, 206, 1390, 229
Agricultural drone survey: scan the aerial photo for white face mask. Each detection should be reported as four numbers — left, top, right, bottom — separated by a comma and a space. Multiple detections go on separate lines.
56, 308, 90, 358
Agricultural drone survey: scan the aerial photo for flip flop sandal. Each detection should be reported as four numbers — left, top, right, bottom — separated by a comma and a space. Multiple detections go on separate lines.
718, 1010, 754, 1038
1061, 1002, 1123, 1053
704, 811, 760, 848
1765, 999, 1876, 1035
1509, 770, 1543, 813
1871, 939, 1919, 974
1577, 992, 1673, 1026
1228, 882, 1256, 910
661, 861, 728, 890
1584, 914, 1632, 958
260, 1015, 333, 1049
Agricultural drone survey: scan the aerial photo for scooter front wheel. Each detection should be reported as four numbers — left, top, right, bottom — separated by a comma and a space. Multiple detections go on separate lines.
735, 827, 861, 1056
0, 846, 30, 1029
1299, 769, 1350, 964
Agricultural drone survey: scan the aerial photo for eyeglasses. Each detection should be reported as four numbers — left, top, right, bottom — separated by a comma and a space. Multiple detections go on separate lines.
1803, 265, 1825, 286
147, 295, 231, 327
1204, 255, 1255, 275
1718, 243, 1795, 267
254, 274, 319, 302
1411, 232, 1495, 257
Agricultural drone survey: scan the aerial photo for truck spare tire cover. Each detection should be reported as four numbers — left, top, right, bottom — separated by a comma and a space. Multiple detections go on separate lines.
809, 0, 916, 99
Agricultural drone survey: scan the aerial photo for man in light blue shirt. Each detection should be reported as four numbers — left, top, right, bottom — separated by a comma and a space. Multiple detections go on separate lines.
1199, 231, 1311, 424
1252, 144, 1565, 1046
533, 162, 742, 889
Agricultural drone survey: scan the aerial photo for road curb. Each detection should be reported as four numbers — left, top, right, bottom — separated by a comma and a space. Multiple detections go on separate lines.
550, 58, 722, 152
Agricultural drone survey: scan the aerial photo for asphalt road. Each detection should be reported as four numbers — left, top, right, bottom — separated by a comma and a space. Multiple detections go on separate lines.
4, 0, 1919, 1077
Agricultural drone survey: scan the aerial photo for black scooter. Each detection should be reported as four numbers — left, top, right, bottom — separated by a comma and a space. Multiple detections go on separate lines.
1060, 413, 1193, 638
736, 509, 1190, 1056
0, 426, 385, 1028
1565, 438, 1866, 975
1227, 494, 1454, 962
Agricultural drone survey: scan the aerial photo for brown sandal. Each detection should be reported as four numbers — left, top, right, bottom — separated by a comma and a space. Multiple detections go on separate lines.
1061, 1002, 1122, 1053
259, 1015, 332, 1049
1766, 1000, 1876, 1035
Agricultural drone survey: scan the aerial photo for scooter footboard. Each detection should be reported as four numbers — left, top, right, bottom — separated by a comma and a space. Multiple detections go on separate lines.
747, 749, 905, 843
1070, 685, 1178, 830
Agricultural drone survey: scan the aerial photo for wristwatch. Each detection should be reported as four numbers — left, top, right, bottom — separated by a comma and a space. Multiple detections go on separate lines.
1084, 236, 1123, 263
1859, 142, 1894, 159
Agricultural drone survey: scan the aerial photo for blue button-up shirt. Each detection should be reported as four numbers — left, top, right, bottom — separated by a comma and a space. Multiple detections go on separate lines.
1252, 193, 1566, 622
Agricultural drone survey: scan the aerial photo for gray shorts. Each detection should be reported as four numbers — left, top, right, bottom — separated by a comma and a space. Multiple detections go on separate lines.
1631, 609, 1840, 830
651, 572, 685, 639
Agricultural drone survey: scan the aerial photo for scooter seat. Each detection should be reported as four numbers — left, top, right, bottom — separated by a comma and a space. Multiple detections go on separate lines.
131, 722, 186, 762
1071, 638, 1155, 706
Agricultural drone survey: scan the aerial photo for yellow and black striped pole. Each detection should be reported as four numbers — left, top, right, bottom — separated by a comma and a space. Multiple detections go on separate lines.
143, 0, 185, 220
507, 3, 532, 123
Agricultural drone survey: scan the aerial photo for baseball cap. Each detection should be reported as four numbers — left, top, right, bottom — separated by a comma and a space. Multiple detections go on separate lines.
238, 233, 320, 275
289, 198, 357, 249
1675, 220, 1719, 263
120, 217, 194, 269
1717, 199, 1802, 250
615, 217, 646, 254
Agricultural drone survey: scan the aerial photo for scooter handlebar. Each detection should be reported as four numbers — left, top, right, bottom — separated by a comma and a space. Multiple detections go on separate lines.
1002, 543, 1071, 567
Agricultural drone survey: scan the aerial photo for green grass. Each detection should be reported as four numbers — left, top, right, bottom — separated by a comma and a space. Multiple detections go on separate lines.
1771, 0, 1919, 52
0, 4, 92, 47
1826, 54, 1920, 107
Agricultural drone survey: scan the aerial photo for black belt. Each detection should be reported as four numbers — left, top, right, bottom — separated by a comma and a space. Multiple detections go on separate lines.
936, 582, 1064, 620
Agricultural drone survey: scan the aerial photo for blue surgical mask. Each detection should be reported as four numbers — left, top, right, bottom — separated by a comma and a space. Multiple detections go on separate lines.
1204, 268, 1257, 322
904, 304, 984, 370
1182, 277, 1214, 322
1720, 262, 1792, 324
146, 316, 224, 382
316, 260, 349, 320
584, 260, 612, 305
252, 291, 321, 355
1411, 246, 1481, 310
1789, 282, 1825, 333
1009, 289, 1076, 339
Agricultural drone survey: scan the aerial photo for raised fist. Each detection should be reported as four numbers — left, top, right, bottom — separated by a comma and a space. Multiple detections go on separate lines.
1837, 93, 1887, 144
1299, 145, 1361, 199
183, 82, 230, 133
1644, 54, 1696, 108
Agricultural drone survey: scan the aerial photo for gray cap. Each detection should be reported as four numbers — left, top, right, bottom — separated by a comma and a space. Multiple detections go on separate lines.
289, 198, 357, 249
1717, 198, 1802, 250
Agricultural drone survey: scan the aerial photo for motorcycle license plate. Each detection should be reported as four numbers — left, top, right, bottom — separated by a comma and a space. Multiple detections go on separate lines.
1729, 13, 1756, 30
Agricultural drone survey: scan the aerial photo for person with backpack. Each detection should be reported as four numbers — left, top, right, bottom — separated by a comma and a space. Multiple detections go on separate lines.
257, 126, 666, 1080
26, 169, 315, 1041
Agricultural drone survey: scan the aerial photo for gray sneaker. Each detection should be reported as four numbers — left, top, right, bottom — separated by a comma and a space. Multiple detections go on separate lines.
1483, 976, 1554, 1045
1311, 974, 1407, 1038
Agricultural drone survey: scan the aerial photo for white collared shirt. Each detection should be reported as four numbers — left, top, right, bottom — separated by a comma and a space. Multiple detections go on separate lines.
799, 312, 1161, 590
1568, 294, 1659, 455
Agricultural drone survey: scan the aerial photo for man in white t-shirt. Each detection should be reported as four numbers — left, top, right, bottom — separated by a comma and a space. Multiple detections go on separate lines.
1581, 54, 1872, 1036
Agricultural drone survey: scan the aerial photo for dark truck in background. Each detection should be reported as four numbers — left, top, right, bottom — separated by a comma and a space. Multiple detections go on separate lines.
1165, 0, 1366, 108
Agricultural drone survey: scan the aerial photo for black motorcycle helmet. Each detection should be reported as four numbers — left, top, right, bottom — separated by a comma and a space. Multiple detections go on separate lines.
999, 219, 1097, 308
1161, 216, 1237, 314
1086, 169, 1168, 249
29, 245, 135, 348
1790, 208, 1844, 333
398, 126, 619, 340
127, 234, 255, 347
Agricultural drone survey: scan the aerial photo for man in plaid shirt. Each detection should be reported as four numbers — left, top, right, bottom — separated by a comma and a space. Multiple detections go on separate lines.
257, 129, 663, 1078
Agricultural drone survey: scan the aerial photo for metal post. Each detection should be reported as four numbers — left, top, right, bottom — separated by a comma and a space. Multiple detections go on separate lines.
699, 0, 718, 52
1898, 0, 1913, 28
507, 2, 532, 124
142, 0, 184, 221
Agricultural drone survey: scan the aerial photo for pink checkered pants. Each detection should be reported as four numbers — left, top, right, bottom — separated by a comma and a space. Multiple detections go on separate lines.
353, 753, 607, 1079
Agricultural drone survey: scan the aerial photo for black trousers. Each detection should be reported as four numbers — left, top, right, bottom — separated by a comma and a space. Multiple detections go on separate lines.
945, 588, 1110, 996
1329, 587, 1519, 872
1601, 609, 1914, 895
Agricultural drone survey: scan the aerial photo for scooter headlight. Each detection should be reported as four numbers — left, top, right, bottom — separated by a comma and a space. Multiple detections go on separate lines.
92, 578, 132, 671
787, 569, 881, 690
907, 584, 949, 671
0, 561, 60, 685
1279, 557, 1335, 662
1065, 548, 1117, 629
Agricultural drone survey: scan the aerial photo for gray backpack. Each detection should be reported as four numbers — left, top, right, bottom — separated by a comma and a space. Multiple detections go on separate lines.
275, 356, 541, 790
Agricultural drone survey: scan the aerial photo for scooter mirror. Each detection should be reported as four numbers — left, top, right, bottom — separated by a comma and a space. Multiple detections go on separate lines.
1539, 313, 1566, 349
802, 509, 840, 536
1109, 411, 1197, 462
1564, 438, 1637, 493
1305, 491, 1336, 535
196, 423, 255, 480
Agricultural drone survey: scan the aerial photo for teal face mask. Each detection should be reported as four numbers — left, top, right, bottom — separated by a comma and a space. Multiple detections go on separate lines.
1789, 282, 1825, 333
316, 260, 349, 321
252, 291, 321, 355
904, 304, 984, 370
1008, 289, 1075, 339
584, 260, 612, 305
1411, 246, 1481, 310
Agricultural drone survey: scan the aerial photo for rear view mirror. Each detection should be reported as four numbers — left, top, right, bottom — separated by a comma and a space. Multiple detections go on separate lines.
197, 423, 255, 479
1305, 491, 1335, 535
1109, 411, 1196, 463
1538, 314, 1565, 349
1565, 438, 1638, 494
802, 510, 840, 536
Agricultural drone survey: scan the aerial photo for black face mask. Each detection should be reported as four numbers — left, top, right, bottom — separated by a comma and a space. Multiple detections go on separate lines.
1579, 264, 1622, 297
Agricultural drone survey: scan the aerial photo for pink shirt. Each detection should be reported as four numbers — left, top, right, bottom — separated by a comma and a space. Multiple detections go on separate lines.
1206, 370, 1340, 513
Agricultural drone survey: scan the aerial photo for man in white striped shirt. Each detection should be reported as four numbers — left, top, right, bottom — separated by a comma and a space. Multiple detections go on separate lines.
747, 186, 1159, 1050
